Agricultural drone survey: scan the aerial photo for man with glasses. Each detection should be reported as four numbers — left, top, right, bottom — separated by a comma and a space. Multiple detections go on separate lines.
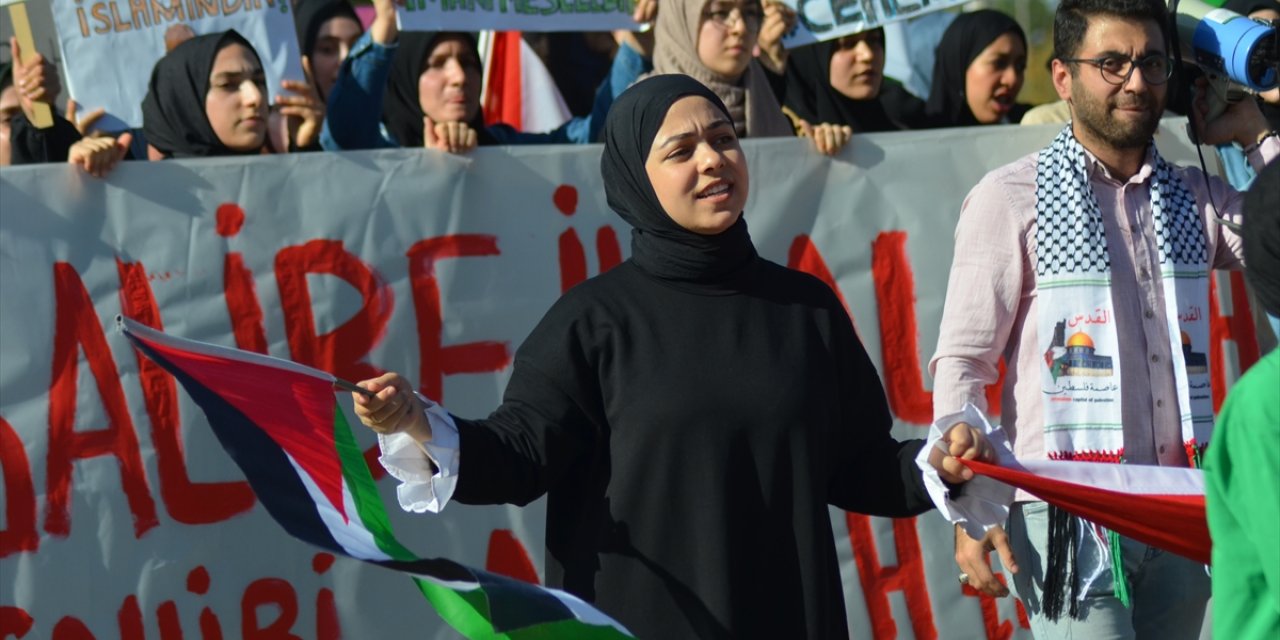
928, 0, 1278, 638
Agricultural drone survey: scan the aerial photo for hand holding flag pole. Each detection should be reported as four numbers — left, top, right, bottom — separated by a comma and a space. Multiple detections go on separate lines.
115, 316, 633, 639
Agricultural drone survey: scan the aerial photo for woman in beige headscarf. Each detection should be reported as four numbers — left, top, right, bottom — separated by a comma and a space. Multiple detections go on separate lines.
650, 0, 798, 139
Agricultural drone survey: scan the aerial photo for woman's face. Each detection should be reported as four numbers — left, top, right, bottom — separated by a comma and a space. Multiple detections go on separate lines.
205, 43, 268, 152
308, 16, 363, 98
645, 96, 749, 235
964, 31, 1027, 124
697, 0, 761, 79
418, 35, 483, 125
828, 30, 885, 101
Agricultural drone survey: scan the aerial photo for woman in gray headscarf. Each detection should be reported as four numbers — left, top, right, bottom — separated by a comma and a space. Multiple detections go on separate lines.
648, 0, 796, 139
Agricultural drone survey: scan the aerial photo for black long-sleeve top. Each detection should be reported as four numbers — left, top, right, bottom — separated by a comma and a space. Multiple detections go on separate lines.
451, 256, 932, 639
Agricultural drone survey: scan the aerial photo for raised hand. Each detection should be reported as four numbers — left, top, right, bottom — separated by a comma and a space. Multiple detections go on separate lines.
757, 1, 796, 73
276, 78, 325, 150
9, 36, 61, 118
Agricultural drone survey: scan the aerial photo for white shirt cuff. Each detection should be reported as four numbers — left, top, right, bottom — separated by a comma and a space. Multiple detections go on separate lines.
914, 402, 1017, 539
376, 393, 460, 514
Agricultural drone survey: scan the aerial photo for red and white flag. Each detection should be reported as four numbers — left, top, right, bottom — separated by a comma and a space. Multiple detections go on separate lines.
962, 458, 1208, 564
480, 31, 572, 133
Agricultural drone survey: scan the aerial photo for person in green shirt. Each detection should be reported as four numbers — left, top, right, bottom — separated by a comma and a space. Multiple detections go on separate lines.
1206, 158, 1280, 639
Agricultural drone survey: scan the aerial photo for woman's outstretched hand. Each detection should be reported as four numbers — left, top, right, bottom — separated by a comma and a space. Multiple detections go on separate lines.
353, 372, 433, 443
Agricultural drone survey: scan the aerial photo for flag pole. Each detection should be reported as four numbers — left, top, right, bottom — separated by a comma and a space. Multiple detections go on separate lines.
334, 377, 377, 399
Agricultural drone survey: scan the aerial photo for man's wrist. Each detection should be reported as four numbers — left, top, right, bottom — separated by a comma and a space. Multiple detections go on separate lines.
1242, 129, 1278, 155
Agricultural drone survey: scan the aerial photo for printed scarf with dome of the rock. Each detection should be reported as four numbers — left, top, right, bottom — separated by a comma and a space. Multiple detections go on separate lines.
1034, 124, 1212, 467
1033, 124, 1214, 620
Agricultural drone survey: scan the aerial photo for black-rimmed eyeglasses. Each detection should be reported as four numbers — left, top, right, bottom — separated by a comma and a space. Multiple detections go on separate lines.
1059, 54, 1175, 86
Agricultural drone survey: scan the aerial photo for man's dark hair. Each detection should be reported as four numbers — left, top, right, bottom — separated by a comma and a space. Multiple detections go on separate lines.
1054, 0, 1171, 61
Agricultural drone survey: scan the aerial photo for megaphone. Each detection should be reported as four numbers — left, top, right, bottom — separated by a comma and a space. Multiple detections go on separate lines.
1169, 0, 1278, 93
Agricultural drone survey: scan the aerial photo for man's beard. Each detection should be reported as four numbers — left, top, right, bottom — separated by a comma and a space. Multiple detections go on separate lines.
1072, 86, 1162, 149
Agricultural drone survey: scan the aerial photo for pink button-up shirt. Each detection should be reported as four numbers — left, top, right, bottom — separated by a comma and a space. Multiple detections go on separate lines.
930, 136, 1277, 480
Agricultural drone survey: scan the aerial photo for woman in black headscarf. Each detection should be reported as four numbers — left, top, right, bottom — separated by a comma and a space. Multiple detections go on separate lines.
349, 74, 991, 639
922, 9, 1031, 128
293, 0, 363, 101
142, 30, 273, 158
322, 0, 650, 152
378, 31, 495, 149
782, 27, 925, 133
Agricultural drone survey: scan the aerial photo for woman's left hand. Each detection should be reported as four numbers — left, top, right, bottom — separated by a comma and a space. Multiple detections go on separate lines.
756, 1, 796, 73
802, 122, 852, 156
928, 421, 997, 484
276, 78, 325, 150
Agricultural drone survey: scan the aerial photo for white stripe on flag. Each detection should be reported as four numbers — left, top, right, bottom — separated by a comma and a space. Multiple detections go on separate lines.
1017, 459, 1204, 496
285, 453, 394, 561
118, 316, 336, 383
517, 37, 570, 132
403, 572, 634, 636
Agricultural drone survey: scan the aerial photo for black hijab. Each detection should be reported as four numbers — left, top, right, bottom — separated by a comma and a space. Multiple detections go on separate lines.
142, 30, 265, 158
783, 30, 912, 133
924, 10, 1028, 128
600, 74, 757, 286
293, 0, 361, 60
382, 31, 494, 148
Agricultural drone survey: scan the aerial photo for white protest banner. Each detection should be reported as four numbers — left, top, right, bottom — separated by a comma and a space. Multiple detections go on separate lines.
398, 0, 638, 33
781, 0, 968, 48
49, 0, 304, 130
0, 122, 1256, 639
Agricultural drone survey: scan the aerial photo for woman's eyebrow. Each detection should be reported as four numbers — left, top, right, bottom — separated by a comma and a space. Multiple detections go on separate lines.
656, 131, 695, 149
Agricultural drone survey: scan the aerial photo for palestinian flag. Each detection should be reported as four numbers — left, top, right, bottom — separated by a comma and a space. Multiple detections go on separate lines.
118, 316, 632, 639
961, 458, 1208, 564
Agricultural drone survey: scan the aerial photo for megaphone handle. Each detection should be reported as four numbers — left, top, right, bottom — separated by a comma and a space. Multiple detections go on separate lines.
1204, 76, 1231, 122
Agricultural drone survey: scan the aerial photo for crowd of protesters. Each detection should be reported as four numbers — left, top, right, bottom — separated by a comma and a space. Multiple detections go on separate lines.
1, 0, 1275, 175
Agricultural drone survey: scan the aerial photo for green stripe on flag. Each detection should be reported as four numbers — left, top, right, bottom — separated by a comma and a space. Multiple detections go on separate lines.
417, 580, 502, 638
415, 579, 632, 640
331, 402, 632, 639
332, 402, 417, 561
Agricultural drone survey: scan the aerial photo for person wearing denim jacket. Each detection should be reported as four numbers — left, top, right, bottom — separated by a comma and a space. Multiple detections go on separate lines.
320, 27, 650, 151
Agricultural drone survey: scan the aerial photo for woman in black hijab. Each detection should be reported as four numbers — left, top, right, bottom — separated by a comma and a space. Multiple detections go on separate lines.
922, 9, 1031, 128
349, 74, 991, 639
783, 28, 925, 133
379, 31, 494, 149
292, 0, 363, 100
142, 30, 272, 158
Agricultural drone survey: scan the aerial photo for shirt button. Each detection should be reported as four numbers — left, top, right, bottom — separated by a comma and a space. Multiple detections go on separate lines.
1145, 309, 1154, 319
1151, 354, 1160, 363
1159, 444, 1167, 454
1156, 399, 1164, 408
1140, 268, 1150, 280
